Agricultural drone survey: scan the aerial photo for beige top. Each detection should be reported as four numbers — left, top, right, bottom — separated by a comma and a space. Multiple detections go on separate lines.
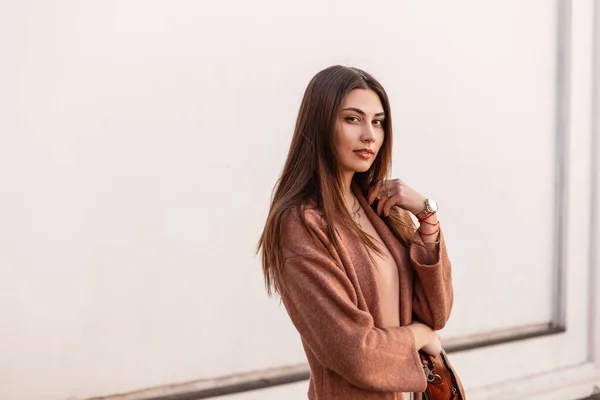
278, 185, 453, 399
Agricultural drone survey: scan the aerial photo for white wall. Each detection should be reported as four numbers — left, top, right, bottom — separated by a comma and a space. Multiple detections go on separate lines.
1, 1, 598, 400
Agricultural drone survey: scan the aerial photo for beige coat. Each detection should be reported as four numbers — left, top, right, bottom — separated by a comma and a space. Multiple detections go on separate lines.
279, 186, 454, 399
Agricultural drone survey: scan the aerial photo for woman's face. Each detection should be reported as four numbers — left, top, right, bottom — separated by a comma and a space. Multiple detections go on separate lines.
334, 88, 385, 177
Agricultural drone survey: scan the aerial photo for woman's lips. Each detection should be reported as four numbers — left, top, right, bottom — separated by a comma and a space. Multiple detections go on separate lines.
354, 150, 373, 159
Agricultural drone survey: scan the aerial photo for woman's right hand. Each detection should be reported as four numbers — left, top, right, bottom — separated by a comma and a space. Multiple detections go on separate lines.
421, 331, 442, 357
408, 322, 442, 357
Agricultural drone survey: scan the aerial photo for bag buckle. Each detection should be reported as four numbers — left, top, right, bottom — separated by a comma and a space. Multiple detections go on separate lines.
423, 363, 442, 384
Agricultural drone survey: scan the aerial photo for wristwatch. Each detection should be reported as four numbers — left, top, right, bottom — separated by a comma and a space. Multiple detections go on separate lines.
415, 198, 438, 220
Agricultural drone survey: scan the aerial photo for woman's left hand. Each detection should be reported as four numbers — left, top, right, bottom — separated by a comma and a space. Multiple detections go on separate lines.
367, 179, 426, 217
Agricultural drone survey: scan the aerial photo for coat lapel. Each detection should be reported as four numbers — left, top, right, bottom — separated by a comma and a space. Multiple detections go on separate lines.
335, 214, 384, 326
352, 183, 415, 326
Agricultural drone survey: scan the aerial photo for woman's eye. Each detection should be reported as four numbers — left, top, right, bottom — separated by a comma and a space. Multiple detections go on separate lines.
345, 116, 360, 123
373, 119, 384, 126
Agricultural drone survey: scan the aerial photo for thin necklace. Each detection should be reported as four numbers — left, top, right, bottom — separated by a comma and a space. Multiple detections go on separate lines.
351, 195, 362, 229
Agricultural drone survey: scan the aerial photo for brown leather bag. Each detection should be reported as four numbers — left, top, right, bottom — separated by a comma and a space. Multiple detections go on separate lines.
419, 349, 466, 399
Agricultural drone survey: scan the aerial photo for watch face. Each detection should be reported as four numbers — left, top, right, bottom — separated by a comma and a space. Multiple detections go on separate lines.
428, 198, 438, 212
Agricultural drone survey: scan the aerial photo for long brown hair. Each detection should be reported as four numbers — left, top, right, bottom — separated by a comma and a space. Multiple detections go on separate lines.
257, 65, 415, 296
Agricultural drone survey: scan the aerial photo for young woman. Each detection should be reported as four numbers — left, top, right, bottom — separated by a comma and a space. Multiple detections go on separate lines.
258, 65, 454, 400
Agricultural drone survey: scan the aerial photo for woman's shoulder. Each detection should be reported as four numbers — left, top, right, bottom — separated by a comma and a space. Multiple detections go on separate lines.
280, 199, 326, 232
278, 199, 329, 254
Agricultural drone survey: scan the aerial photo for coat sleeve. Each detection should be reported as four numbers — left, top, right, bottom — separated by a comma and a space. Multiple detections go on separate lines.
409, 227, 454, 330
279, 208, 428, 393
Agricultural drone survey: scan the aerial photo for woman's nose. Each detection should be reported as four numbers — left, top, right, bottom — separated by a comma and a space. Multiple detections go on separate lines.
361, 126, 376, 142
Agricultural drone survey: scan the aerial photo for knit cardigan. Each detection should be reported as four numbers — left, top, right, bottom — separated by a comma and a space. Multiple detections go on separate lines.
278, 186, 454, 400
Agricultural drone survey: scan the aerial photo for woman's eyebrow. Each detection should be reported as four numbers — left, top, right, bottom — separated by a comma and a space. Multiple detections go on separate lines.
341, 107, 385, 117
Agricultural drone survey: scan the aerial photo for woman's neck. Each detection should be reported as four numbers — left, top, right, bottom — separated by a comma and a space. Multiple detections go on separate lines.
341, 172, 355, 210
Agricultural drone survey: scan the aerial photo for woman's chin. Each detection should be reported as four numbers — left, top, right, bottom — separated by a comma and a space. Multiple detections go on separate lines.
342, 161, 374, 174
352, 165, 372, 173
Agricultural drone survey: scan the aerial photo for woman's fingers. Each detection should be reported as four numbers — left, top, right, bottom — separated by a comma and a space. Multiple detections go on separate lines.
368, 178, 426, 216
369, 179, 412, 216
376, 197, 385, 215
368, 180, 394, 214
422, 332, 443, 357
372, 180, 398, 215
382, 190, 401, 216
367, 181, 382, 205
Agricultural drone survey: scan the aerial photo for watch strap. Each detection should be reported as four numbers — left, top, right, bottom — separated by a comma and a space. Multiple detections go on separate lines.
415, 199, 436, 220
